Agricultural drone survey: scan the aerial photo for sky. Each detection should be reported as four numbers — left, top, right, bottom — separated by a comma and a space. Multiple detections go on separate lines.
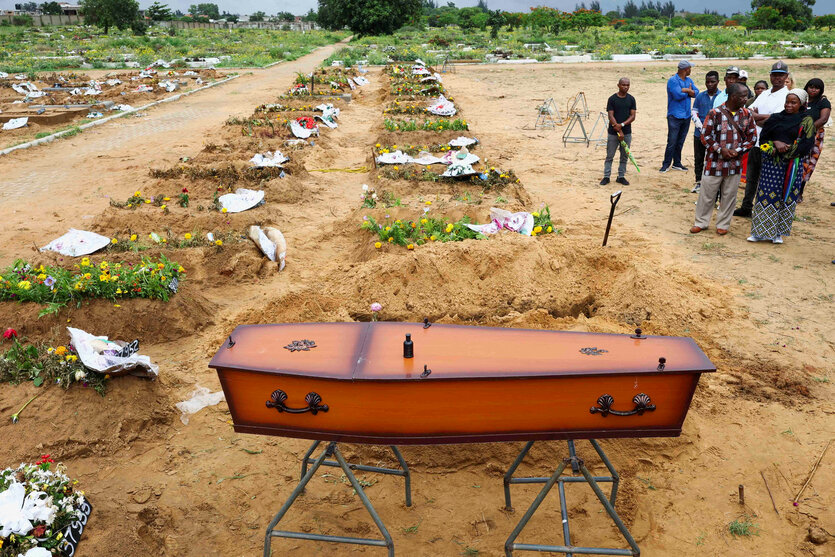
0, 0, 829, 17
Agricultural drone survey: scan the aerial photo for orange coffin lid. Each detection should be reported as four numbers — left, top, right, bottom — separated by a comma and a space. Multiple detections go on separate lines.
209, 322, 715, 381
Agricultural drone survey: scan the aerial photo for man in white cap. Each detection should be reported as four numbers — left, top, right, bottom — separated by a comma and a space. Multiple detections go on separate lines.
733, 60, 789, 218
738, 69, 753, 99
661, 60, 699, 173
712, 66, 740, 109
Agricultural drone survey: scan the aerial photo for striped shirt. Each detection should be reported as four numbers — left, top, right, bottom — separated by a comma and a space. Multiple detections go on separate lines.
700, 104, 757, 176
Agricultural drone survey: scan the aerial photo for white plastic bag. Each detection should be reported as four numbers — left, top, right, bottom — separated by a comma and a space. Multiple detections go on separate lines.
250, 151, 289, 168
40, 229, 110, 257
2, 117, 28, 131
175, 386, 225, 425
218, 188, 265, 213
67, 327, 159, 378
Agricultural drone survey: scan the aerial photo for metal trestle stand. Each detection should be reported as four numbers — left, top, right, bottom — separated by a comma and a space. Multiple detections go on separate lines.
264, 441, 411, 557
503, 440, 640, 556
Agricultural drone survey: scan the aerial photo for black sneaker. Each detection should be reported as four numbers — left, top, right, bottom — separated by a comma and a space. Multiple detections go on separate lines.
691, 182, 701, 193
616, 177, 629, 185
671, 164, 688, 171
599, 177, 610, 185
659, 166, 670, 173
733, 207, 752, 218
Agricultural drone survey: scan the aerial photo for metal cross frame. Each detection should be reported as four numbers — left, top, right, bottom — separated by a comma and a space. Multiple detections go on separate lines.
441, 55, 456, 74
263, 441, 411, 557
503, 440, 640, 557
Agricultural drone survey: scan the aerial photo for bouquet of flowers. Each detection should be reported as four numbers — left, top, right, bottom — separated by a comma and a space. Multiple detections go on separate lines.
0, 458, 89, 556
296, 116, 317, 130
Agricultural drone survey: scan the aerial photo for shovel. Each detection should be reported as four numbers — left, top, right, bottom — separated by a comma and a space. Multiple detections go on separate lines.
602, 190, 622, 247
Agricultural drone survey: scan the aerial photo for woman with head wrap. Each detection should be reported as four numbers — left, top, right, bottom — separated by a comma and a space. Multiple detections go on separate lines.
799, 78, 830, 197
748, 89, 816, 244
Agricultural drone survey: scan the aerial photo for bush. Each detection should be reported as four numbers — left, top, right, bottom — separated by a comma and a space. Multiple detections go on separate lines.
12, 15, 34, 26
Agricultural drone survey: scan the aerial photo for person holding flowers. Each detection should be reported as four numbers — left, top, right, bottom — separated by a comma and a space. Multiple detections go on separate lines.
748, 89, 816, 244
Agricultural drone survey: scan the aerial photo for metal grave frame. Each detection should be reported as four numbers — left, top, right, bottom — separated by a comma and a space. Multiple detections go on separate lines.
503, 440, 640, 557
567, 91, 590, 119
562, 112, 591, 146
263, 441, 411, 557
535, 98, 563, 129
589, 111, 610, 148
441, 55, 456, 74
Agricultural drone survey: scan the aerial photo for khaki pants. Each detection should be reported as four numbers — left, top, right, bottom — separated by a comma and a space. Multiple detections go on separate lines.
694, 174, 740, 231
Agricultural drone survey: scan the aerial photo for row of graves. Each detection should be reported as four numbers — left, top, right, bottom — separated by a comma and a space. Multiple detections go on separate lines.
0, 64, 370, 557
0, 64, 224, 143
360, 58, 557, 250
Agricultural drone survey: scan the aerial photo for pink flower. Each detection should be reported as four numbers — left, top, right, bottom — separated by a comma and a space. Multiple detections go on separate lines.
3, 328, 17, 340
370, 303, 382, 313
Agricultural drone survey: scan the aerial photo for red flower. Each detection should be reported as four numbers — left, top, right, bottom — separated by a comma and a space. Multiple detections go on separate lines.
32, 525, 47, 537
3, 328, 17, 339
182, 188, 189, 193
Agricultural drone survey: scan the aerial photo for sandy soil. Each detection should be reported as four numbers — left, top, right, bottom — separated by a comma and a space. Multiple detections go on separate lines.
0, 54, 833, 557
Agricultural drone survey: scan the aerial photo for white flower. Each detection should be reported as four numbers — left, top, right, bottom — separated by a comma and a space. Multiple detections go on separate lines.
372, 193, 378, 200
362, 184, 369, 191
74, 370, 86, 381
0, 482, 32, 537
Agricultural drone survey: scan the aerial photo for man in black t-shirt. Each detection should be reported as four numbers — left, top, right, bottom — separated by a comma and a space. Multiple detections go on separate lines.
601, 77, 637, 185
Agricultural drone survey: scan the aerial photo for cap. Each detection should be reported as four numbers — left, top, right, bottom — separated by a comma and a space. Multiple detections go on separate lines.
726, 66, 740, 76
771, 61, 788, 74
739, 69, 748, 79
677, 60, 692, 70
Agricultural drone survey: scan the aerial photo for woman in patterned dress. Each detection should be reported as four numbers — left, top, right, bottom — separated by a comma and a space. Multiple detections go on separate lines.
748, 89, 816, 244
799, 79, 830, 200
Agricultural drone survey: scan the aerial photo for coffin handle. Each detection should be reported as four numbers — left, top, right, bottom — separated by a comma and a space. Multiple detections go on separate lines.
266, 389, 329, 415
590, 393, 656, 417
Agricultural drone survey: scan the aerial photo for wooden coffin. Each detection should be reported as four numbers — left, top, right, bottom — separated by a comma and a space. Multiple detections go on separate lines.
209, 323, 715, 445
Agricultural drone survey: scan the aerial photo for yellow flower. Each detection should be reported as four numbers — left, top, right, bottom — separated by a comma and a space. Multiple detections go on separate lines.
55, 346, 67, 356
547, 226, 553, 233
37, 273, 46, 280
393, 166, 399, 171
144, 199, 151, 204
221, 208, 228, 213
161, 204, 167, 210
430, 235, 436, 241
134, 191, 141, 197
99, 274, 108, 282
531, 231, 538, 237
407, 244, 414, 250
130, 234, 137, 242
81, 257, 90, 267
184, 233, 192, 240
163, 197, 170, 201
534, 226, 542, 234
392, 145, 397, 149
388, 237, 394, 243
445, 224, 454, 233
100, 262, 109, 270
420, 218, 428, 225
66, 355, 78, 362
425, 200, 432, 205
17, 280, 31, 290
111, 238, 118, 244
116, 288, 123, 294
374, 242, 382, 249
215, 240, 223, 246
178, 266, 185, 273
375, 143, 381, 147
532, 212, 540, 218
74, 282, 83, 290
83, 273, 91, 280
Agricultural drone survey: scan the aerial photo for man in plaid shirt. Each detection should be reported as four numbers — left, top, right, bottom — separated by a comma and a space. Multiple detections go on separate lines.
690, 83, 757, 236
